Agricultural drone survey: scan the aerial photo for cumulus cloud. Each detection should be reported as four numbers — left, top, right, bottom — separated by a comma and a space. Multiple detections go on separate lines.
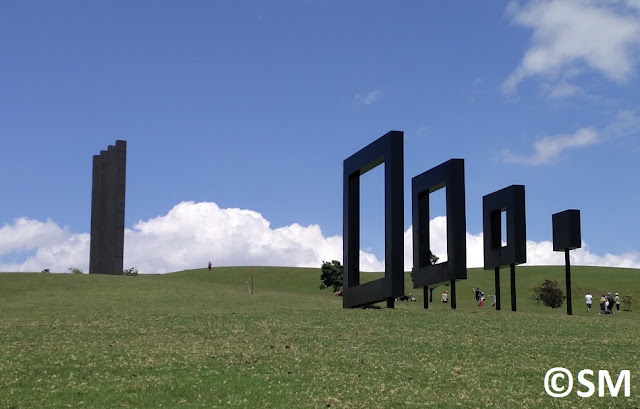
503, 0, 640, 96
1, 205, 639, 274
0, 218, 89, 272
502, 127, 599, 165
353, 89, 382, 105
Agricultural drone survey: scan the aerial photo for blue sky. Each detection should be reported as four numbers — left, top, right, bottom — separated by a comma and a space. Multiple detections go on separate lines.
1, 0, 639, 273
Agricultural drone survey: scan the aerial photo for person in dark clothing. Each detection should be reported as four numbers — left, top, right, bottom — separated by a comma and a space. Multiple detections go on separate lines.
606, 292, 615, 313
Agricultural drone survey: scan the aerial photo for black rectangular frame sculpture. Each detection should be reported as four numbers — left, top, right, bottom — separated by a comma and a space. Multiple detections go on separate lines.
343, 131, 404, 308
553, 209, 581, 316
89, 140, 127, 275
482, 185, 526, 311
411, 159, 466, 309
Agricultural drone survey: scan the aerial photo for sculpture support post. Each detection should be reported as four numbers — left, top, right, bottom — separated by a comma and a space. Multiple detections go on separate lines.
494, 267, 501, 311
510, 263, 516, 312
450, 279, 456, 309
565, 249, 572, 315
423, 287, 429, 309
552, 209, 580, 316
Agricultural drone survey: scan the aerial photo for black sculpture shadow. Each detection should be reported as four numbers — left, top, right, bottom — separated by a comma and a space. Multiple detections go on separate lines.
553, 209, 581, 315
412, 159, 467, 309
343, 131, 404, 308
482, 185, 526, 311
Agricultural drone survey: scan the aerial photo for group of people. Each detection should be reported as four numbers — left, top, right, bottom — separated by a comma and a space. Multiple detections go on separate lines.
585, 292, 620, 314
469, 287, 497, 307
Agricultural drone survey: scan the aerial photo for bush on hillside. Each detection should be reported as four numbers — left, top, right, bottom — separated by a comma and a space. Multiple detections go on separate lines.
123, 267, 139, 276
622, 294, 635, 311
68, 267, 83, 275
531, 279, 565, 308
319, 260, 343, 293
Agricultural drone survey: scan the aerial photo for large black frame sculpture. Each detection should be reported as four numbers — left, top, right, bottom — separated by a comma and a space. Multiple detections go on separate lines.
412, 159, 466, 310
343, 131, 404, 308
483, 185, 526, 311
552, 209, 581, 316
89, 140, 127, 275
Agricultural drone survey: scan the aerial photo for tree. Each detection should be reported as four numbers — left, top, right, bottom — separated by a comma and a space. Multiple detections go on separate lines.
68, 266, 83, 275
531, 279, 565, 308
319, 260, 343, 292
621, 294, 635, 311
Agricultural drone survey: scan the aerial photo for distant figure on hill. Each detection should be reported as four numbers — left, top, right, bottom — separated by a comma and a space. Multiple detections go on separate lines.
599, 294, 606, 314
607, 292, 614, 313
441, 291, 448, 303
585, 292, 592, 312
208, 261, 212, 271
615, 292, 620, 314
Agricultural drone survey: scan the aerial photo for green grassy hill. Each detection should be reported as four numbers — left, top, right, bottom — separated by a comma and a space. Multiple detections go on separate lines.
1, 266, 638, 408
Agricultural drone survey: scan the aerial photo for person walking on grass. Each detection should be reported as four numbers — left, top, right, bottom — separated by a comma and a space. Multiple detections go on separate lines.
615, 292, 620, 314
441, 291, 448, 303
607, 292, 614, 313
585, 292, 592, 313
490, 294, 497, 308
599, 294, 606, 314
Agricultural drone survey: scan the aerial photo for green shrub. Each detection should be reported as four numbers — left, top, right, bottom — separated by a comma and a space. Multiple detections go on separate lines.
123, 267, 139, 276
68, 267, 83, 275
622, 294, 635, 311
531, 279, 565, 308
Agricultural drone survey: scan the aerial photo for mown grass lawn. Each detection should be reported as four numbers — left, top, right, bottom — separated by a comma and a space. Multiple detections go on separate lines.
0, 266, 638, 408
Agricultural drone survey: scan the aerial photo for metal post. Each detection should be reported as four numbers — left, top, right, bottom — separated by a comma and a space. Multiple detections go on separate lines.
510, 263, 516, 312
494, 266, 501, 311
450, 279, 456, 309
423, 287, 429, 309
565, 249, 572, 315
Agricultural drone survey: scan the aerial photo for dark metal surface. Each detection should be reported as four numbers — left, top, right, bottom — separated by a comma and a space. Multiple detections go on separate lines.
89, 140, 127, 275
553, 209, 581, 315
343, 131, 404, 308
482, 185, 526, 269
494, 267, 501, 310
483, 185, 526, 312
411, 159, 467, 309
552, 209, 581, 251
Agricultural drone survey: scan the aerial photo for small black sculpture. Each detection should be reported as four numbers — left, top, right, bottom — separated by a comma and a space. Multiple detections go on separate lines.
411, 159, 467, 310
483, 185, 526, 311
552, 209, 581, 315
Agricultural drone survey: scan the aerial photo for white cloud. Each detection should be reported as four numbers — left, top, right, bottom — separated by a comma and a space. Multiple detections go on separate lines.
503, 0, 640, 96
1, 206, 639, 274
353, 89, 382, 105
501, 110, 640, 165
501, 126, 599, 165
0, 218, 89, 273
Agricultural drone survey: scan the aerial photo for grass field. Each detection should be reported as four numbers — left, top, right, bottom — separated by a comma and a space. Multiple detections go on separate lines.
1, 266, 639, 408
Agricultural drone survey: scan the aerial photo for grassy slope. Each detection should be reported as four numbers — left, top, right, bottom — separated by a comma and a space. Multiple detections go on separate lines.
0, 266, 638, 408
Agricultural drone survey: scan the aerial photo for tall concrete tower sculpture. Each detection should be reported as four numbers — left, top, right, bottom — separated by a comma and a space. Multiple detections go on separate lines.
89, 140, 127, 275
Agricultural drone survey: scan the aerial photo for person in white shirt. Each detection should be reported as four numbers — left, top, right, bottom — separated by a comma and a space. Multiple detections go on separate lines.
585, 292, 593, 312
